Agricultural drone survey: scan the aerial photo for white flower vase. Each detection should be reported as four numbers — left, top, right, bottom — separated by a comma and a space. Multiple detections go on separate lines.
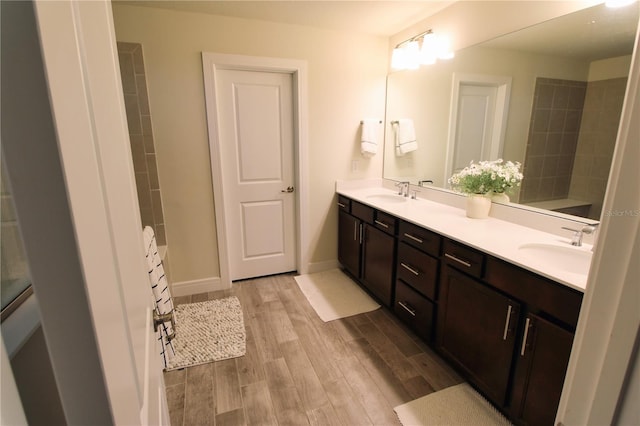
466, 194, 491, 219
491, 192, 510, 204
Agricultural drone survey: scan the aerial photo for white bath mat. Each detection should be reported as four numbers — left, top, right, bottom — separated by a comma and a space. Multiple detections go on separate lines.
165, 297, 246, 371
294, 269, 380, 322
394, 383, 512, 426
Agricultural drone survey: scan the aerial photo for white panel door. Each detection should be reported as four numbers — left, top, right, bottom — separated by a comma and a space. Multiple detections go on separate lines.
30, 1, 168, 424
452, 84, 498, 173
217, 70, 296, 280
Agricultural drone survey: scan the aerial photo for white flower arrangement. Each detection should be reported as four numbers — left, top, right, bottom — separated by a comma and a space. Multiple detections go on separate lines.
448, 159, 523, 195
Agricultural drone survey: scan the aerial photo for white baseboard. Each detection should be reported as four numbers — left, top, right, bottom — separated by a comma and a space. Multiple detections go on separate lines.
170, 276, 229, 297
305, 259, 339, 275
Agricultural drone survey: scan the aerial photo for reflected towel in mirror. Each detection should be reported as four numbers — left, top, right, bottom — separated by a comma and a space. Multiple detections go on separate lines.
395, 118, 418, 155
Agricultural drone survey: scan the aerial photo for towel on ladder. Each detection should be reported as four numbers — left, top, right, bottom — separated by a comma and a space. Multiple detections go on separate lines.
143, 226, 175, 369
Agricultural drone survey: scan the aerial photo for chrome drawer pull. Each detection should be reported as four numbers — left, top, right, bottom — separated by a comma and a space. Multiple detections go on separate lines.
353, 221, 358, 241
337, 202, 346, 208
400, 262, 419, 276
444, 253, 472, 268
398, 301, 416, 317
403, 233, 423, 244
502, 305, 513, 340
374, 220, 389, 229
520, 317, 532, 356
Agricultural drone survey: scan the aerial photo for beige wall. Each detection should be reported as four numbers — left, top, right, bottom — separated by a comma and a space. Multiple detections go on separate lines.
112, 4, 388, 283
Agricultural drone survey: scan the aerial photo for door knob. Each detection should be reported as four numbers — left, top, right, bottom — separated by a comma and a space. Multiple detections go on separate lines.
281, 186, 294, 193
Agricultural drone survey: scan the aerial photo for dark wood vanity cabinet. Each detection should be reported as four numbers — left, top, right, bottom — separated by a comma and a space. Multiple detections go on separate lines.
438, 239, 521, 406
393, 221, 441, 342
337, 195, 396, 307
437, 239, 583, 426
337, 194, 583, 425
338, 209, 361, 277
510, 313, 575, 426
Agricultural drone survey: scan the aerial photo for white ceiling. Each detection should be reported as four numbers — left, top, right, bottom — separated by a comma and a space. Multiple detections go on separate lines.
114, 0, 453, 36
482, 2, 639, 61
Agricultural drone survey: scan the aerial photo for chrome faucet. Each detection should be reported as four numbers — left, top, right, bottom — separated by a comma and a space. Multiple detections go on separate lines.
562, 225, 598, 247
395, 181, 410, 197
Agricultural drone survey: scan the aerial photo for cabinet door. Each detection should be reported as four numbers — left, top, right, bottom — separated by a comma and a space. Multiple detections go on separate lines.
361, 224, 395, 306
511, 314, 574, 426
437, 266, 519, 406
338, 210, 361, 278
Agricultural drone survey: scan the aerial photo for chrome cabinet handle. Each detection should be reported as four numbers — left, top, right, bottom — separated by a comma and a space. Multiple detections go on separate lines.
359, 223, 363, 244
281, 186, 295, 193
403, 233, 423, 243
353, 221, 358, 241
520, 317, 532, 356
337, 202, 346, 208
374, 220, 389, 229
502, 305, 513, 340
400, 262, 419, 276
398, 301, 416, 317
444, 253, 472, 268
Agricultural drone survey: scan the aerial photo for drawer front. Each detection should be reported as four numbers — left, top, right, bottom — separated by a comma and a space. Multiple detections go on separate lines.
394, 280, 435, 342
374, 210, 398, 235
485, 257, 583, 329
397, 242, 438, 300
399, 221, 441, 256
351, 201, 374, 224
442, 239, 485, 278
337, 195, 351, 212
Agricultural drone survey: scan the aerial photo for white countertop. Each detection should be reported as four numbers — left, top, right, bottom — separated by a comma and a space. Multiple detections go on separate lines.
336, 185, 591, 292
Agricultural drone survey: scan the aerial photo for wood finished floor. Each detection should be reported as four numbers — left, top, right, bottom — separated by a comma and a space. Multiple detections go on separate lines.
164, 272, 463, 426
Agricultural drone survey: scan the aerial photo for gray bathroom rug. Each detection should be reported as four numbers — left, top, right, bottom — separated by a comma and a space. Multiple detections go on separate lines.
165, 296, 246, 371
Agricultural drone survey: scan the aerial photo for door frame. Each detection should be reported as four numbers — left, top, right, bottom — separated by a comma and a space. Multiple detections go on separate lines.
202, 53, 309, 287
445, 73, 512, 181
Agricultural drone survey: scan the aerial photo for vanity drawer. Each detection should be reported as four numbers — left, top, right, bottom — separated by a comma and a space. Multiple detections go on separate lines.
485, 257, 583, 329
399, 221, 441, 257
397, 242, 438, 300
374, 210, 398, 235
394, 280, 435, 342
351, 201, 374, 223
442, 239, 485, 278
337, 195, 351, 212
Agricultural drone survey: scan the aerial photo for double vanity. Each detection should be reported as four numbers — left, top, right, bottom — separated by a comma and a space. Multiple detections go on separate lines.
336, 180, 594, 426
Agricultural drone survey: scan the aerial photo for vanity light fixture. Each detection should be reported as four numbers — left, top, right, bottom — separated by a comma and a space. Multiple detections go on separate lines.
391, 29, 455, 70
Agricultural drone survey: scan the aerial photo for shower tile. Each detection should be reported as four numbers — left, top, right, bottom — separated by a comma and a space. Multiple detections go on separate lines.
155, 224, 166, 246
542, 157, 560, 177
130, 134, 146, 172
564, 110, 582, 132
151, 189, 164, 224
545, 133, 563, 155
548, 109, 566, 133
143, 135, 155, 154
124, 94, 142, 135
136, 74, 150, 115
532, 109, 550, 132
568, 85, 587, 110
133, 45, 145, 75
536, 84, 554, 108
528, 133, 547, 156
552, 85, 570, 109
142, 115, 153, 136
118, 52, 137, 95
146, 154, 160, 189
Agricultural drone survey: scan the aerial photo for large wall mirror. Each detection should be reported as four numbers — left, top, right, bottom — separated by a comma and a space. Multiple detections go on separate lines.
383, 2, 639, 220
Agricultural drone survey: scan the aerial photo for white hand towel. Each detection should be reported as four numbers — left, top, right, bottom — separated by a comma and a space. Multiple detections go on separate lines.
360, 119, 379, 157
395, 119, 418, 156
143, 226, 175, 369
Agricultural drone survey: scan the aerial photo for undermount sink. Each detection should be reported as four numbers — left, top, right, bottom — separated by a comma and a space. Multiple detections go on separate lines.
518, 243, 592, 276
365, 193, 407, 204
